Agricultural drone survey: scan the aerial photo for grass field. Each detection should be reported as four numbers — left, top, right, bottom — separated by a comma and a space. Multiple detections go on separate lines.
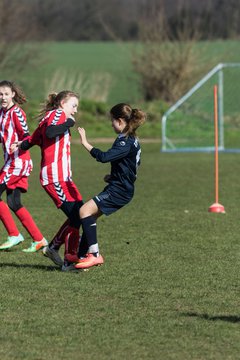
3, 40, 240, 106
15, 42, 142, 105
0, 143, 240, 360
2, 40, 240, 145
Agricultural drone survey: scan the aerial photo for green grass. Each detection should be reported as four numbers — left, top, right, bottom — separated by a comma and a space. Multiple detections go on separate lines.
0, 143, 240, 359
4, 40, 239, 145
2, 40, 240, 143
12, 42, 142, 105
3, 40, 240, 105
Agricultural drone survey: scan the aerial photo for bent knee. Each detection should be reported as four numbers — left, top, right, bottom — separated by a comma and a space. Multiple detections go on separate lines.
79, 205, 88, 218
7, 200, 22, 212
7, 192, 22, 212
79, 200, 99, 219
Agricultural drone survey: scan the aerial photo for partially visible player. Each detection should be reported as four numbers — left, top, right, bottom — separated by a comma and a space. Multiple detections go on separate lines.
11, 91, 83, 270
0, 80, 48, 252
75, 103, 146, 270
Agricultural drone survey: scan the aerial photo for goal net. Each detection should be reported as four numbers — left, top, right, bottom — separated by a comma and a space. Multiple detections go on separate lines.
161, 63, 240, 152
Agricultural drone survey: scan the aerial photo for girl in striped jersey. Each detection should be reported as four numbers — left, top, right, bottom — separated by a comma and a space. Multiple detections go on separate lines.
11, 91, 84, 270
0, 80, 48, 252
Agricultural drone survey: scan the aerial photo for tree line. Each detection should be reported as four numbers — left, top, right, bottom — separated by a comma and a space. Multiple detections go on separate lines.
0, 0, 240, 42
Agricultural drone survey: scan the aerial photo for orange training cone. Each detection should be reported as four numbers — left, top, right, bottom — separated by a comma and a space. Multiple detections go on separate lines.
208, 202, 225, 213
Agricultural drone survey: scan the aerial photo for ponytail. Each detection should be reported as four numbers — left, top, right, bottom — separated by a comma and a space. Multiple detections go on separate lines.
110, 103, 146, 137
37, 90, 79, 122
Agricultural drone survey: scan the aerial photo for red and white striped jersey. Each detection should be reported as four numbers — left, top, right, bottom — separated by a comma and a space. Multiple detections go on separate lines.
29, 109, 72, 185
0, 105, 33, 178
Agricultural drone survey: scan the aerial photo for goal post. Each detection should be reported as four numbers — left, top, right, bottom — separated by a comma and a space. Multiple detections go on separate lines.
161, 63, 240, 153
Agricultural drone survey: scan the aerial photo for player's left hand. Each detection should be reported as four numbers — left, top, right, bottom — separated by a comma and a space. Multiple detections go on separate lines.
78, 127, 86, 143
10, 141, 20, 154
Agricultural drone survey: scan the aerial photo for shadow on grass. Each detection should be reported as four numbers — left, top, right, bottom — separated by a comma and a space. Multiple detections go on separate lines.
182, 312, 240, 323
0, 262, 59, 271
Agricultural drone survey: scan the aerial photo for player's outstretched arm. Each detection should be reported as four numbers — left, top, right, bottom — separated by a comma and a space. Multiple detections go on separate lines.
78, 127, 93, 153
46, 118, 75, 139
10, 141, 23, 153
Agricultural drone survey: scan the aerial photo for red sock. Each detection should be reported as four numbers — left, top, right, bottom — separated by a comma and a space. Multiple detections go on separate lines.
0, 201, 19, 236
15, 207, 43, 242
64, 227, 80, 256
50, 219, 70, 249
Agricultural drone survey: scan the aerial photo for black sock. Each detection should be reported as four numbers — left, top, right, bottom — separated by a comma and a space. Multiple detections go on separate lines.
81, 216, 99, 256
77, 232, 89, 258
49, 242, 60, 251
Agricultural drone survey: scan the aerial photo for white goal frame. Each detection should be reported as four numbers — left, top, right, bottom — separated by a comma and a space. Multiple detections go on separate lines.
161, 63, 240, 152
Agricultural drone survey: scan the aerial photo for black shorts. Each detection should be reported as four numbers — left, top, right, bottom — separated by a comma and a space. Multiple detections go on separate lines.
93, 187, 132, 216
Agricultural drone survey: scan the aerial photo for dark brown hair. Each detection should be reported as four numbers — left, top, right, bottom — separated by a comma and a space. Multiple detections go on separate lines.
37, 90, 79, 121
0, 80, 27, 104
110, 103, 146, 137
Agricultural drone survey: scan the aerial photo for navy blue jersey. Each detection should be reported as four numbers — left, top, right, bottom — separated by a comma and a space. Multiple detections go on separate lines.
90, 134, 141, 198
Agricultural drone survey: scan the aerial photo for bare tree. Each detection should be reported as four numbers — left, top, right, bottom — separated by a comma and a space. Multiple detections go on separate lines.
132, 1, 216, 102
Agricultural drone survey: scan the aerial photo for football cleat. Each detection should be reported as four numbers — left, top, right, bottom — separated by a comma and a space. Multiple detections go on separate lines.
61, 263, 79, 272
22, 238, 48, 253
75, 253, 104, 269
0, 234, 24, 250
42, 246, 63, 266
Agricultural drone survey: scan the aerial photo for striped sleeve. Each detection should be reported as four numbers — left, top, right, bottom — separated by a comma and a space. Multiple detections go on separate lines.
48, 109, 66, 126
13, 107, 30, 139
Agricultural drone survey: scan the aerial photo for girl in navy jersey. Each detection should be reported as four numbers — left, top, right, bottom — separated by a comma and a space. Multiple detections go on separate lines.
11, 91, 83, 270
75, 103, 146, 270
0, 80, 47, 252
